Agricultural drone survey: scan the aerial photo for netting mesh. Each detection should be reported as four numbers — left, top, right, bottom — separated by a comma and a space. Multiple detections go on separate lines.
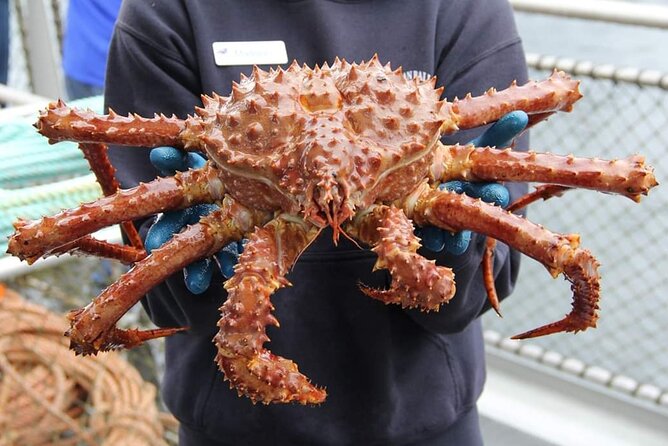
483, 65, 668, 391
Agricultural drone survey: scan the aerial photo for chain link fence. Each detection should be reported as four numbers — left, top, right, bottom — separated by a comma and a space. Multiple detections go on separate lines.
483, 54, 668, 402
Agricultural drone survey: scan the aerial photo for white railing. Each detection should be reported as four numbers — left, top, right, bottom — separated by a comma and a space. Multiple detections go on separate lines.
525, 53, 668, 89
510, 0, 668, 29
480, 3, 668, 444
480, 347, 668, 446
10, 0, 65, 97
0, 83, 50, 105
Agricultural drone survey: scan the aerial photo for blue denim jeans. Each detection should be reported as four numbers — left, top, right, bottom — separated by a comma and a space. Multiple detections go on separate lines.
65, 75, 104, 100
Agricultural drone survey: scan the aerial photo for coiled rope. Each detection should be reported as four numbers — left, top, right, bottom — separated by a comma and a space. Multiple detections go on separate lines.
0, 286, 178, 445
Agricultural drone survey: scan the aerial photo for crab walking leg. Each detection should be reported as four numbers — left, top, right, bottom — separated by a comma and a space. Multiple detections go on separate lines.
26, 142, 149, 265
66, 198, 271, 355
46, 237, 147, 265
430, 143, 656, 311
432, 144, 658, 201
7, 163, 225, 263
215, 216, 326, 405
400, 183, 600, 339
346, 205, 455, 311
35, 100, 188, 149
483, 185, 573, 315
78, 143, 144, 249
447, 70, 583, 132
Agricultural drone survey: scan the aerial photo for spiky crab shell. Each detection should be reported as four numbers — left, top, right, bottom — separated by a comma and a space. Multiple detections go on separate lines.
181, 56, 455, 227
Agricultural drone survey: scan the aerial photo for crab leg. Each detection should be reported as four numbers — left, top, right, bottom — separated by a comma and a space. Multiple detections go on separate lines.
46, 237, 147, 264
78, 142, 144, 249
346, 205, 455, 311
447, 70, 583, 132
215, 215, 326, 405
41, 143, 148, 265
7, 163, 225, 263
400, 182, 600, 338
66, 198, 271, 355
431, 143, 658, 201
35, 100, 187, 148
483, 185, 573, 314
430, 144, 656, 314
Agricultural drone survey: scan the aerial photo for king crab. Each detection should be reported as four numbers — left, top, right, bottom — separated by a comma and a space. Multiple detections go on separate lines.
7, 56, 658, 404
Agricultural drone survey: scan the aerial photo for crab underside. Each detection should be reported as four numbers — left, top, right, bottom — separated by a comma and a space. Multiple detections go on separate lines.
7, 56, 658, 404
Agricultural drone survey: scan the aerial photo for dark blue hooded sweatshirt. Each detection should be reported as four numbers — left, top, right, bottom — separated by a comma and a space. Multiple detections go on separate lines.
105, 1, 529, 444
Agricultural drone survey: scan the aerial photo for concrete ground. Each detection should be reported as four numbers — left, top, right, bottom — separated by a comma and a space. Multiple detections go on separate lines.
481, 415, 557, 446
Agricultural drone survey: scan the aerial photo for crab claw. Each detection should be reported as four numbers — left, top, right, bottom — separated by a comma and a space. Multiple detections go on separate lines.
214, 216, 326, 404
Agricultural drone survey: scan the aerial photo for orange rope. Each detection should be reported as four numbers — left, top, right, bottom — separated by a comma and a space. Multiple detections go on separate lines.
0, 287, 178, 445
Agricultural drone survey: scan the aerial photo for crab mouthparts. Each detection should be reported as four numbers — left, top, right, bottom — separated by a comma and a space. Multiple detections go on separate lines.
308, 179, 354, 242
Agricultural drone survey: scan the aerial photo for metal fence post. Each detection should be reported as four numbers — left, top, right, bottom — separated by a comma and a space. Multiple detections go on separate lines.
20, 0, 63, 98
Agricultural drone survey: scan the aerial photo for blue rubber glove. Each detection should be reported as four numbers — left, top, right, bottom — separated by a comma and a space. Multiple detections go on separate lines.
145, 147, 243, 294
416, 111, 529, 254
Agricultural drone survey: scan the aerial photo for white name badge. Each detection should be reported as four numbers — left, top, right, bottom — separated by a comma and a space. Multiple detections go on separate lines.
212, 41, 288, 66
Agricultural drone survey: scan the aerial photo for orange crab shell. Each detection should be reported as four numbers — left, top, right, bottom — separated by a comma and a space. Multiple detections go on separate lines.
180, 57, 457, 229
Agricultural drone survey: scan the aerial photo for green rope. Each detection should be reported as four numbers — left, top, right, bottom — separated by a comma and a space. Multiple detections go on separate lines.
0, 179, 102, 256
0, 158, 91, 189
1, 96, 107, 257
0, 96, 105, 189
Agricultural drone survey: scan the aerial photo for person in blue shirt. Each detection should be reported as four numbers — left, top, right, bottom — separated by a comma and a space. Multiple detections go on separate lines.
61, 0, 122, 99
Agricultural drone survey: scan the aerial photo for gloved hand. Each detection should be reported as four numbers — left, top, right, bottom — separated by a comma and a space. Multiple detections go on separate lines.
145, 147, 243, 294
416, 111, 529, 254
